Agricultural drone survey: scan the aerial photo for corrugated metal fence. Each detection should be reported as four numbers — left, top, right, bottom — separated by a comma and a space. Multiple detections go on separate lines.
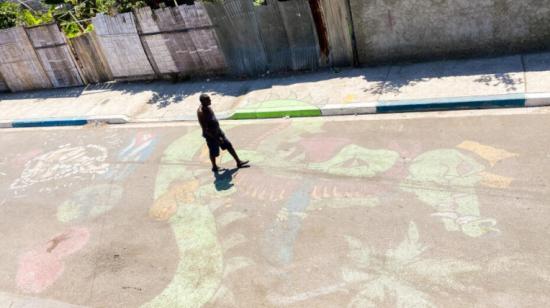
0, 0, 354, 92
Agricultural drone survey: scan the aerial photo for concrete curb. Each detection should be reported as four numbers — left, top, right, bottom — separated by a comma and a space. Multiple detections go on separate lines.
525, 93, 550, 107
2, 115, 128, 128
321, 102, 377, 116
3, 93, 550, 128
376, 93, 527, 113
318, 93, 550, 117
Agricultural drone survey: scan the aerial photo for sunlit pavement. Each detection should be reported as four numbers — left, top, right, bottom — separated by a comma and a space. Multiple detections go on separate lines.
1, 108, 549, 307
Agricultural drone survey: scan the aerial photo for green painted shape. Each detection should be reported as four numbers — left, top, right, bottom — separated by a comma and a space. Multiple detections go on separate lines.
146, 130, 224, 308
162, 129, 204, 163
402, 149, 483, 212
140, 204, 223, 308
220, 149, 266, 165
400, 149, 498, 237
155, 130, 204, 199
309, 145, 399, 177
57, 184, 124, 223
231, 99, 321, 119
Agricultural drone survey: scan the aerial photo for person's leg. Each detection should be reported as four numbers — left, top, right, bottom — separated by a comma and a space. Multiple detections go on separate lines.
206, 138, 221, 172
218, 132, 249, 168
210, 153, 219, 172
226, 143, 249, 168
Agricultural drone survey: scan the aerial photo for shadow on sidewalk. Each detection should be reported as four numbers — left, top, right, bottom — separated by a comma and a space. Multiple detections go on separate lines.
4, 52, 549, 106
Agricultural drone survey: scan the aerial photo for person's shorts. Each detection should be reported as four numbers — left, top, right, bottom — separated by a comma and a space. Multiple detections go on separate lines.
205, 134, 232, 157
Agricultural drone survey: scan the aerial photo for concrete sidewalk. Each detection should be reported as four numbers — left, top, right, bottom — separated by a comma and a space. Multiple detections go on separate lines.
2, 52, 550, 126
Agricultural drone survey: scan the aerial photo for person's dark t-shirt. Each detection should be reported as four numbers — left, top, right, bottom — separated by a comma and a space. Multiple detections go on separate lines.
198, 106, 221, 139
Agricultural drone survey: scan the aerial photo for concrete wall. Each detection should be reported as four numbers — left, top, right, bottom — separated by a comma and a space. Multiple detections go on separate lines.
350, 0, 550, 65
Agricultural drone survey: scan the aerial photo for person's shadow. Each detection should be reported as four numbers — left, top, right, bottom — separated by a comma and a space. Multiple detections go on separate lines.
213, 168, 240, 191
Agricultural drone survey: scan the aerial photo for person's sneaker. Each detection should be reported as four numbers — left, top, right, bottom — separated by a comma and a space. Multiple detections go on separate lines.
237, 160, 250, 168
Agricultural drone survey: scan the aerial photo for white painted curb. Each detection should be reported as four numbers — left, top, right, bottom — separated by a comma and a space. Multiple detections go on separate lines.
525, 93, 550, 107
320, 102, 378, 116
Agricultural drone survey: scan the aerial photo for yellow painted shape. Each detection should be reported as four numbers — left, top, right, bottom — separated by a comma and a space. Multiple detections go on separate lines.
149, 180, 199, 221
479, 171, 514, 189
457, 141, 518, 166
343, 94, 357, 103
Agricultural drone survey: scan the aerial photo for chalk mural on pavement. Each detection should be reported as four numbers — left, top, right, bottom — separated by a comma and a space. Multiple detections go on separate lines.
10, 144, 109, 191
16, 227, 90, 293
57, 184, 124, 223
104, 132, 158, 181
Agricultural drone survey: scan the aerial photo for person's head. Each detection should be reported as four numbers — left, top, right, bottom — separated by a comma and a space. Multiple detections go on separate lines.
199, 94, 211, 106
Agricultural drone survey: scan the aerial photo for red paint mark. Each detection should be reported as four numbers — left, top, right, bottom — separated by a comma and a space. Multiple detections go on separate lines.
16, 227, 90, 293
300, 137, 349, 162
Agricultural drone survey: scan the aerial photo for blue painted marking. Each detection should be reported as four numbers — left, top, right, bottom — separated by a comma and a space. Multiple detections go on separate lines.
377, 94, 526, 113
12, 118, 88, 128
263, 182, 312, 266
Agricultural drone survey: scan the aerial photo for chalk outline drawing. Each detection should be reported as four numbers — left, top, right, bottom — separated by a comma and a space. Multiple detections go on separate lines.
10, 144, 109, 191
342, 221, 480, 307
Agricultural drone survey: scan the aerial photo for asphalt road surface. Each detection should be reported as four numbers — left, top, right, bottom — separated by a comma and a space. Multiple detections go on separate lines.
1, 108, 549, 307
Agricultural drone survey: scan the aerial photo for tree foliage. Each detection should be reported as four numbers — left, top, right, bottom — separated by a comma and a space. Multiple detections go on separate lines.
0, 2, 20, 29
0, 0, 193, 37
0, 2, 53, 29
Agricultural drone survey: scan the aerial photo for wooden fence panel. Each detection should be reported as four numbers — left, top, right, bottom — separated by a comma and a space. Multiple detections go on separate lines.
92, 13, 155, 80
177, 3, 226, 72
204, 0, 267, 76
25, 23, 83, 87
135, 4, 225, 76
70, 31, 113, 84
253, 0, 292, 72
277, 0, 320, 71
320, 0, 353, 66
0, 27, 51, 92
135, 7, 184, 75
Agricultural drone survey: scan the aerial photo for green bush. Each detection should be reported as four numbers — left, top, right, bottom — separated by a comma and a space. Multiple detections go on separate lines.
0, 2, 55, 29
0, 2, 21, 29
